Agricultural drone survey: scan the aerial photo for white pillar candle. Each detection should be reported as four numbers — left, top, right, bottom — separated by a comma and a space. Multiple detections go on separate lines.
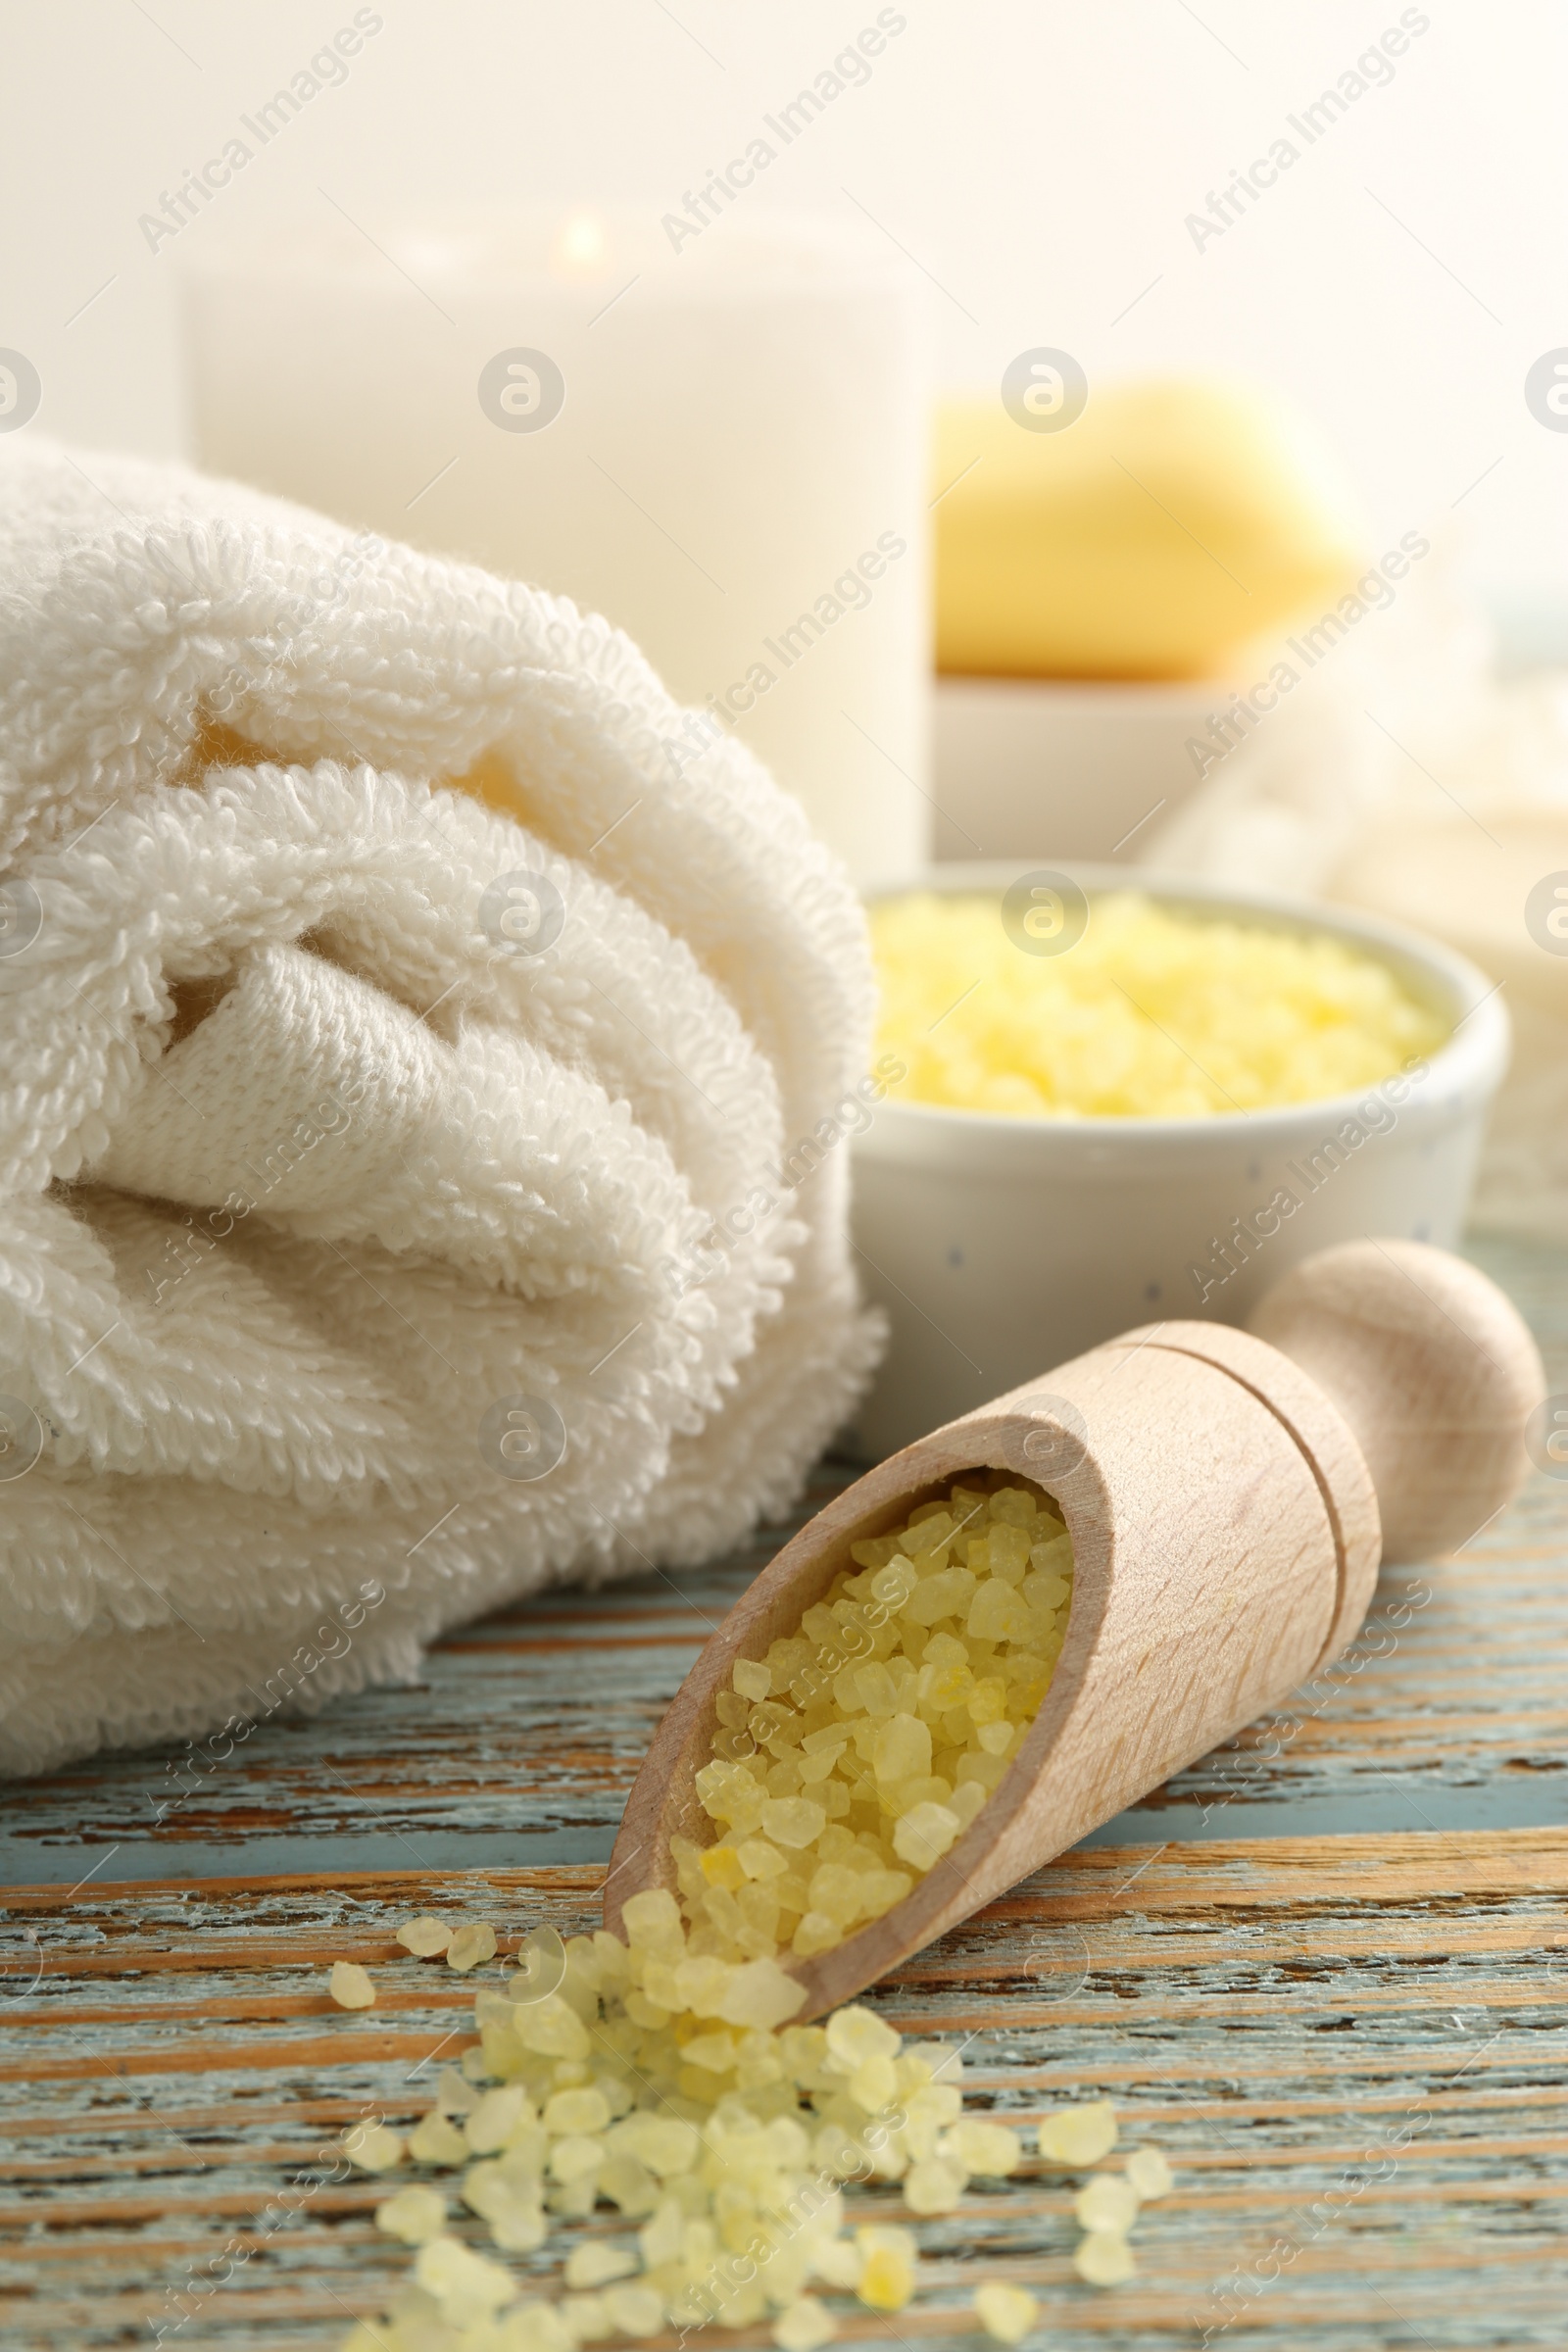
182, 209, 929, 883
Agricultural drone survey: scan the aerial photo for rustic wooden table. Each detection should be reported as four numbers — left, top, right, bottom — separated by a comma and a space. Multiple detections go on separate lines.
3, 1233, 1566, 2351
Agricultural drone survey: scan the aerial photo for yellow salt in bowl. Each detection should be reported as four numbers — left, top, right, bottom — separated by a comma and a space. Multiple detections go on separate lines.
849, 865, 1507, 1457
873, 888, 1446, 1121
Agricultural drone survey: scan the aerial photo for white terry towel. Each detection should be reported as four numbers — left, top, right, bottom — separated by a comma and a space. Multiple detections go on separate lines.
0, 438, 884, 1776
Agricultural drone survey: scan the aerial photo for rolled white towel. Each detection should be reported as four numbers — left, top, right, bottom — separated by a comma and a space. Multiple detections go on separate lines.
0, 438, 885, 1775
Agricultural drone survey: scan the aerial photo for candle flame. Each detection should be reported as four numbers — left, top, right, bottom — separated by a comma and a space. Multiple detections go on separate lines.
548, 212, 611, 283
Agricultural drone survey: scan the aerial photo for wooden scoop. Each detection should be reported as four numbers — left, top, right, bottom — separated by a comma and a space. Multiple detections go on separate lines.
605, 1241, 1543, 2017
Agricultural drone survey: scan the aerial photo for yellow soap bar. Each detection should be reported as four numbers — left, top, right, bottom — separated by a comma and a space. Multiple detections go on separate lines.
871, 890, 1446, 1119
934, 378, 1364, 679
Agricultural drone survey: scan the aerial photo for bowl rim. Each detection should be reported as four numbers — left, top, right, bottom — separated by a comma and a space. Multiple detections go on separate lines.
858, 859, 1509, 1152
932, 673, 1235, 712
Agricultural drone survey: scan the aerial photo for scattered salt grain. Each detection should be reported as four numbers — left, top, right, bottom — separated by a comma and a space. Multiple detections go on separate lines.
1075, 2173, 1141, 2233
825, 2004, 900, 2068
447, 1920, 498, 1973
466, 2083, 530, 2154
943, 2118, 1022, 2176
773, 2295, 837, 2350
416, 2233, 517, 2324
564, 2242, 639, 2289
505, 2304, 575, 2352
1074, 2228, 1136, 2287
407, 2111, 467, 2167
374, 2184, 447, 2244
716, 1955, 808, 2029
1037, 2096, 1117, 2167
342, 2120, 405, 2174
974, 2280, 1039, 2342
903, 2156, 967, 2214
602, 2282, 664, 2336
328, 1489, 1174, 2352
328, 1961, 375, 2010
1126, 2145, 1174, 2199
397, 1915, 453, 1958
562, 2290, 612, 2340
857, 2224, 917, 2311
437, 2065, 479, 2116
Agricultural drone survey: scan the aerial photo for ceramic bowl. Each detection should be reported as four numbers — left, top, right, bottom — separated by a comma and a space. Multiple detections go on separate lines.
848, 862, 1510, 1457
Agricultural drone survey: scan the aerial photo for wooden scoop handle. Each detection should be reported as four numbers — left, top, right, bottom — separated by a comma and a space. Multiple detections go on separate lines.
1247, 1239, 1543, 1563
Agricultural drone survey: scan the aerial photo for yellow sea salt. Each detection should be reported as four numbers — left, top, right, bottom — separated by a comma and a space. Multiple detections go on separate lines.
871, 888, 1446, 1120
546, 2086, 612, 2135
1037, 2096, 1117, 2167
857, 2224, 917, 2311
1076, 2173, 1140, 2233
686, 1472, 1073, 1962
1074, 2229, 1136, 2287
416, 2233, 517, 2325
342, 2120, 405, 2174
328, 1960, 375, 2010
334, 1934, 1105, 2352
474, 2177, 543, 2243
564, 2242, 639, 2289
826, 2005, 900, 2067
466, 2084, 533, 2154
408, 2111, 468, 2166
974, 2280, 1040, 2342
550, 2132, 608, 2182
562, 2290, 612, 2339
944, 2118, 1022, 2177
437, 2065, 478, 2115
773, 2294, 837, 2350
374, 2183, 447, 2244
508, 2305, 575, 2352
603, 2282, 664, 2336
447, 1920, 498, 1973
1127, 2145, 1174, 2199
397, 1915, 453, 1958
893, 1801, 963, 1869
903, 2155, 967, 2213
762, 1797, 827, 1848
334, 1478, 1165, 2352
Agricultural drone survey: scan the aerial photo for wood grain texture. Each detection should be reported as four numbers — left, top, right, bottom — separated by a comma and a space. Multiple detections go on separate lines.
1, 1233, 1565, 2348
0, 1494, 847, 1885
3, 1838, 1566, 2351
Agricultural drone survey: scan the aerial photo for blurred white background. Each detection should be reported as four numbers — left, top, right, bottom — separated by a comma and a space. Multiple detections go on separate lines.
1, 0, 1564, 616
